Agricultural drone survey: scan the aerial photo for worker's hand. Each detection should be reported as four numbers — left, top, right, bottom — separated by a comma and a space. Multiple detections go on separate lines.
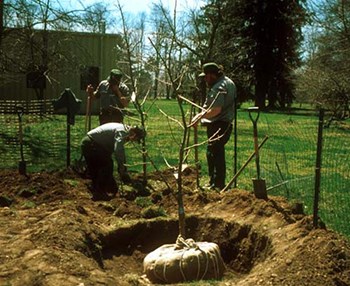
110, 84, 120, 94
111, 84, 129, 107
86, 84, 94, 96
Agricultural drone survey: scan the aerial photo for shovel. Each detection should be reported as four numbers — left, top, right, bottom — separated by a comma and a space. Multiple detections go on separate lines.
85, 92, 92, 132
248, 107, 267, 200
16, 105, 26, 175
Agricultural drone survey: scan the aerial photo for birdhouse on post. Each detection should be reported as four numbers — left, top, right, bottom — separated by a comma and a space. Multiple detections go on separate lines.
52, 88, 82, 167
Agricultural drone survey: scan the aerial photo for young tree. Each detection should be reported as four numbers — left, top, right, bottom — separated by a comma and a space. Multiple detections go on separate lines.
115, 1, 151, 183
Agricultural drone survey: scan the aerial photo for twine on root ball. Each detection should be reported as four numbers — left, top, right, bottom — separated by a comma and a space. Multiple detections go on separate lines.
143, 234, 225, 284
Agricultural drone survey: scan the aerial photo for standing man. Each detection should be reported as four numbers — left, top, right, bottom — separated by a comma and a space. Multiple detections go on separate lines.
191, 62, 236, 190
81, 123, 146, 201
86, 69, 131, 182
86, 68, 130, 125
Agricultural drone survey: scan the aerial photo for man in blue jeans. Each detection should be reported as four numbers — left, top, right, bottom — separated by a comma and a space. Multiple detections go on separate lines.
81, 123, 145, 200
192, 62, 236, 190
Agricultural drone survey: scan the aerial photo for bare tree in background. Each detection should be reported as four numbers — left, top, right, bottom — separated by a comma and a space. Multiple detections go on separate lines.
295, 0, 350, 120
0, 0, 3, 47
148, 3, 177, 100
148, 3, 168, 99
82, 3, 111, 33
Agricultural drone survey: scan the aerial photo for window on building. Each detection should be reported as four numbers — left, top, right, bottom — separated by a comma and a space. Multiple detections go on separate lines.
80, 66, 99, 90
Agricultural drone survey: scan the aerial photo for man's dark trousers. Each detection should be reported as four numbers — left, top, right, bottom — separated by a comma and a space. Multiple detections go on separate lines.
206, 121, 232, 189
81, 136, 117, 194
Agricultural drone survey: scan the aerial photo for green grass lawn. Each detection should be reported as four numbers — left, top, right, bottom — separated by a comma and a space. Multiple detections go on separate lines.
0, 99, 349, 238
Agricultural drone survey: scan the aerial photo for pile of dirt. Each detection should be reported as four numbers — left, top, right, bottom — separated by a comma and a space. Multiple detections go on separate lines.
0, 168, 349, 286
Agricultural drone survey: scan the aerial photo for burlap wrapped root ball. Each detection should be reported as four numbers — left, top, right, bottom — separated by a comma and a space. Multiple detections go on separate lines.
143, 236, 225, 284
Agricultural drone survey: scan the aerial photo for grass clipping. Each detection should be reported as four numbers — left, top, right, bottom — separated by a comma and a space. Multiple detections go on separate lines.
143, 235, 225, 284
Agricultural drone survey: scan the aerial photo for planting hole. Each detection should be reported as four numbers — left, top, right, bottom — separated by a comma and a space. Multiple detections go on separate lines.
98, 215, 272, 281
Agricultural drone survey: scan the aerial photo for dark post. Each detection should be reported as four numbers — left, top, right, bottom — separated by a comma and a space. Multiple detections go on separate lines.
16, 105, 27, 175
66, 103, 71, 167
313, 109, 324, 228
52, 89, 81, 167
233, 94, 238, 187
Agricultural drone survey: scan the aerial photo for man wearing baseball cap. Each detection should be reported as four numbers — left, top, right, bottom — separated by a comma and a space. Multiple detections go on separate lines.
191, 62, 236, 190
86, 68, 130, 125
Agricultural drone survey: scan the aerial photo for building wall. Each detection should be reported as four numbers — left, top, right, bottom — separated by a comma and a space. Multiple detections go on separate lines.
0, 30, 123, 114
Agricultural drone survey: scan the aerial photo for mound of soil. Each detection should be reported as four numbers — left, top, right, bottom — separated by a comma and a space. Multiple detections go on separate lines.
0, 168, 349, 286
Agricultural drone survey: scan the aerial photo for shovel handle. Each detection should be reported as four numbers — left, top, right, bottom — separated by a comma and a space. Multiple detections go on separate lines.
85, 95, 92, 132
248, 107, 260, 124
253, 130, 260, 179
221, 135, 269, 193
248, 107, 261, 178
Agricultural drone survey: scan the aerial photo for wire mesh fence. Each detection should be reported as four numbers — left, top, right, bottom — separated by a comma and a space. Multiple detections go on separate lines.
318, 121, 350, 237
227, 109, 349, 238
0, 99, 349, 238
0, 100, 58, 170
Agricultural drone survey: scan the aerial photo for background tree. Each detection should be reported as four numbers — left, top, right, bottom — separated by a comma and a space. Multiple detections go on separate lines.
0, 0, 3, 46
192, 0, 250, 103
198, 0, 307, 109
148, 1, 220, 100
148, 2, 188, 100
295, 0, 350, 119
81, 3, 111, 33
148, 3, 169, 99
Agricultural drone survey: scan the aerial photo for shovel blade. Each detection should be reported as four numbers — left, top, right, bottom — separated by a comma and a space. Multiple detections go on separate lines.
253, 178, 268, 200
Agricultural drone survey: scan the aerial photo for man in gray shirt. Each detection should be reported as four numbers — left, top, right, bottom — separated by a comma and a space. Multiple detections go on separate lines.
81, 123, 145, 200
192, 62, 236, 190
86, 68, 130, 124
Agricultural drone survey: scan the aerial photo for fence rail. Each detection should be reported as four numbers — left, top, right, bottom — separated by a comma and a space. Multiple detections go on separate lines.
0, 99, 54, 114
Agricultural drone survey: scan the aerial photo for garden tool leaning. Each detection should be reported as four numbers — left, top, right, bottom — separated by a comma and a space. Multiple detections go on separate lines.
248, 107, 268, 200
16, 105, 26, 175
85, 92, 92, 132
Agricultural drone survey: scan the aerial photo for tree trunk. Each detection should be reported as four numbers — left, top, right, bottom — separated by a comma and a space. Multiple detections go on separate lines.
255, 71, 267, 109
268, 79, 278, 109
0, 0, 3, 47
153, 71, 159, 98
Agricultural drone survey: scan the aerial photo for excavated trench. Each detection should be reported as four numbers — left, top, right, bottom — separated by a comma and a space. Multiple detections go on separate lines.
98, 215, 272, 279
